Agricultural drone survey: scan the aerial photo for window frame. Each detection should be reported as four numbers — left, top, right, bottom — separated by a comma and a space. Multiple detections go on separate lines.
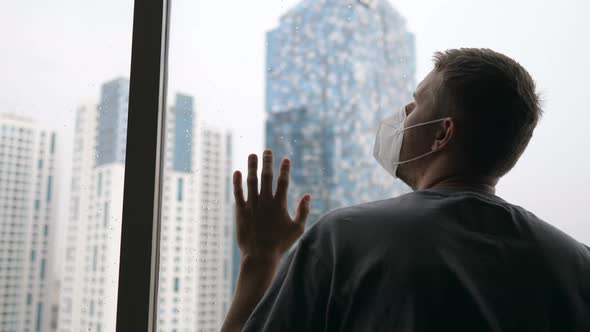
115, 0, 171, 330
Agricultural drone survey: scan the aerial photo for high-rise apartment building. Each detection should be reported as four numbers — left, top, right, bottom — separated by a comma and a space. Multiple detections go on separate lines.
0, 113, 58, 332
59, 87, 126, 332
59, 81, 234, 332
157, 94, 234, 332
191, 124, 234, 332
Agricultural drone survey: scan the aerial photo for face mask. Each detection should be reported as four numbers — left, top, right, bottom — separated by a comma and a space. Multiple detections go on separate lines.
373, 106, 450, 179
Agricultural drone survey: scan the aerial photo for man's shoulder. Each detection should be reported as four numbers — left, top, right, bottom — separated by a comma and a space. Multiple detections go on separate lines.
300, 192, 430, 248
315, 190, 436, 225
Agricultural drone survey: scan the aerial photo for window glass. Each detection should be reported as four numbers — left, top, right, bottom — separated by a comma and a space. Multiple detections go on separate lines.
2, 1, 588, 331
162, 0, 589, 331
1, 0, 133, 331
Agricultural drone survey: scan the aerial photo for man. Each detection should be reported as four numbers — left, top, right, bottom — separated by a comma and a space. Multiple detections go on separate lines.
220, 48, 590, 332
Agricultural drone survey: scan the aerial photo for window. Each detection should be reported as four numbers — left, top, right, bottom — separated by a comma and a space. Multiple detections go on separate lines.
1, 0, 133, 330
2, 0, 589, 331
156, 0, 590, 330
46, 176, 52, 202
93, 246, 98, 271
223, 259, 228, 280
97, 173, 103, 197
177, 178, 183, 202
103, 202, 109, 227
40, 259, 45, 280
50, 133, 55, 155
36, 303, 42, 332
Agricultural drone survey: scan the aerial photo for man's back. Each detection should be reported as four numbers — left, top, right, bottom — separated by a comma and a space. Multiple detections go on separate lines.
243, 188, 590, 331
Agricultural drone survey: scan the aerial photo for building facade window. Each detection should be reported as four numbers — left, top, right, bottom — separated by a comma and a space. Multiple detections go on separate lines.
177, 178, 183, 202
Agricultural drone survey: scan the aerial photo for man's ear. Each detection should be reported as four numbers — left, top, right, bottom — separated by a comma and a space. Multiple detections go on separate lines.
432, 118, 454, 150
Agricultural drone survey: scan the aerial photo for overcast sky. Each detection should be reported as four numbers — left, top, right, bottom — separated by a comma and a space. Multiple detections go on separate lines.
2, 0, 589, 244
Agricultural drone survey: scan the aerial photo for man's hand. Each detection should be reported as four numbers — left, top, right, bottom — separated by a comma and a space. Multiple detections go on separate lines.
221, 149, 312, 332
233, 149, 312, 261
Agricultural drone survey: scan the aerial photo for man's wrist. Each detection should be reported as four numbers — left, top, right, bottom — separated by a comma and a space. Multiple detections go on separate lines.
240, 252, 281, 267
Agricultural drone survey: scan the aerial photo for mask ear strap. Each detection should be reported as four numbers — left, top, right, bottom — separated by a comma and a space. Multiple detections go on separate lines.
393, 116, 452, 165
392, 149, 438, 166
402, 117, 451, 131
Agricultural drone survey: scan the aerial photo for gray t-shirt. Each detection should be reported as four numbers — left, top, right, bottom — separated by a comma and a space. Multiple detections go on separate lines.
242, 188, 590, 332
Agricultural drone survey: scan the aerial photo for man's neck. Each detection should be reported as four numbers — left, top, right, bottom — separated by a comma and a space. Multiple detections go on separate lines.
418, 175, 498, 195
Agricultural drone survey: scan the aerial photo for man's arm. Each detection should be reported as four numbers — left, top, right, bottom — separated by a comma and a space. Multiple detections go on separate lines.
238, 239, 332, 332
220, 255, 280, 332
220, 150, 312, 332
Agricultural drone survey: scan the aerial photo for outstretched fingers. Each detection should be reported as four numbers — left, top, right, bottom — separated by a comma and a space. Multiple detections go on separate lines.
293, 194, 312, 229
260, 150, 274, 200
233, 171, 246, 208
247, 154, 259, 206
275, 158, 290, 207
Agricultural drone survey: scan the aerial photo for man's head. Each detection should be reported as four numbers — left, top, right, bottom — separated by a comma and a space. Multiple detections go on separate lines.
396, 48, 543, 190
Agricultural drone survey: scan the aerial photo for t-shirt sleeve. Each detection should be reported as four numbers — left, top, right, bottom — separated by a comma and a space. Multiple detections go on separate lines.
241, 237, 332, 332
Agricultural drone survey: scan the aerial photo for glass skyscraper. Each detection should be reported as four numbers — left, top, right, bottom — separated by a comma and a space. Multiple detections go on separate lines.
265, 0, 415, 227
96, 78, 129, 166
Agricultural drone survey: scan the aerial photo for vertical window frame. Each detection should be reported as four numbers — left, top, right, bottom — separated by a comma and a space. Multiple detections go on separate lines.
116, 0, 171, 330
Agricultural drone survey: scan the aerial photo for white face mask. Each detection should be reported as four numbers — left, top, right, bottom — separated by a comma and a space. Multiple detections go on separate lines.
373, 106, 450, 179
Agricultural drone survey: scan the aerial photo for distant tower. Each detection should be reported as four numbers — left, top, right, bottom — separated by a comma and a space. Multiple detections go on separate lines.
265, 0, 415, 226
96, 78, 129, 166
156, 93, 201, 331
60, 83, 235, 332
0, 113, 58, 332
156, 94, 234, 332
192, 124, 235, 332
59, 78, 129, 332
